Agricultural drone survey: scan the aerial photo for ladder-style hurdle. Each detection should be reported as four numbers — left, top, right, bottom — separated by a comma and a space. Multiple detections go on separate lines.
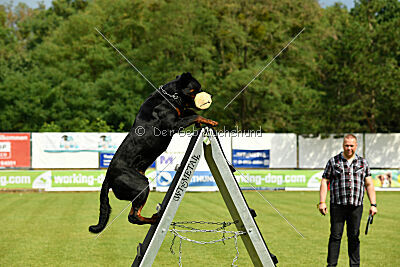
132, 127, 278, 266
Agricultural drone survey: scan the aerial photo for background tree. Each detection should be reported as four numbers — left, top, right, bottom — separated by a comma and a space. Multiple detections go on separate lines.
316, 0, 400, 133
0, 0, 399, 133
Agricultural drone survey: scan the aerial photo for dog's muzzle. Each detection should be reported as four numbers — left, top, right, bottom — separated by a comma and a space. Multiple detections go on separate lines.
194, 92, 212, 110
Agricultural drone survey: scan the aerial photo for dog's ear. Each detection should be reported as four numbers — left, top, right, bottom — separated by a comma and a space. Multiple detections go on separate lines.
176, 72, 191, 88
176, 72, 201, 91
180, 72, 192, 82
175, 73, 191, 81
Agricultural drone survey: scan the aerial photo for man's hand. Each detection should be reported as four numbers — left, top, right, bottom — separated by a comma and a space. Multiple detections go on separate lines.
370, 205, 377, 216
319, 178, 329, 216
318, 203, 327, 215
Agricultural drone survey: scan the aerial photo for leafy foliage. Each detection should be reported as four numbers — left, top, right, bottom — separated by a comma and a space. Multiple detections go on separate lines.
0, 0, 399, 133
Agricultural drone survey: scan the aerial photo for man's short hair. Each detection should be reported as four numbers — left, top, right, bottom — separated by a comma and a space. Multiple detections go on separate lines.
344, 134, 357, 142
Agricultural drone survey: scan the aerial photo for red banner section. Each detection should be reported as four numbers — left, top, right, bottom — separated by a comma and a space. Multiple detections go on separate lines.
0, 133, 31, 168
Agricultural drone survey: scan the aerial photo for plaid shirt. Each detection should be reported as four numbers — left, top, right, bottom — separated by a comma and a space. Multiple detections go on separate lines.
323, 152, 371, 206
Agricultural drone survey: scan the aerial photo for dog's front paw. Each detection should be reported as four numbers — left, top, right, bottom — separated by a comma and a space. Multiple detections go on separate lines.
196, 116, 218, 127
206, 120, 218, 127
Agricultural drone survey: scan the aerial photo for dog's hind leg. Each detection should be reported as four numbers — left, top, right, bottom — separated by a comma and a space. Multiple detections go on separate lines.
128, 203, 159, 225
127, 189, 160, 225
112, 170, 159, 225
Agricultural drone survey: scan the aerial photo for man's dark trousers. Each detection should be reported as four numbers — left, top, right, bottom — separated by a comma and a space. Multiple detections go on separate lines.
327, 204, 363, 267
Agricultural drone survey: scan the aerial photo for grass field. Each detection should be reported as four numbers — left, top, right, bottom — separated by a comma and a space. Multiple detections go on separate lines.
1, 191, 399, 266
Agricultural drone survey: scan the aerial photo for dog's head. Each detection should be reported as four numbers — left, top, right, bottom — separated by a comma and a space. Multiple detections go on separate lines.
162, 72, 212, 110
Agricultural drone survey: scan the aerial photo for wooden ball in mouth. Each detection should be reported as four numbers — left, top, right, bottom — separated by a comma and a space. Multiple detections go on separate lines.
194, 92, 212, 110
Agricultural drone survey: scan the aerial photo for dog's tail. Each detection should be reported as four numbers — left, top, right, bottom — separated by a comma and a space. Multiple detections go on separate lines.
89, 178, 112, 233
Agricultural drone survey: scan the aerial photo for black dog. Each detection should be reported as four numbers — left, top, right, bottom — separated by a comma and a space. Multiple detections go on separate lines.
89, 73, 218, 233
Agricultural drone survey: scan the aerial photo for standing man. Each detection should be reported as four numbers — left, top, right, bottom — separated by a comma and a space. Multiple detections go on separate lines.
318, 134, 377, 267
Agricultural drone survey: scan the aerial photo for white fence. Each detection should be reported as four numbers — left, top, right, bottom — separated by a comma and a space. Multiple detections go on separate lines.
365, 134, 400, 168
298, 133, 400, 168
298, 134, 364, 168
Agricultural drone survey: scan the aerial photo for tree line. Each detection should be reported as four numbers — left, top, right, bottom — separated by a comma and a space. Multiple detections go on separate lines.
0, 0, 399, 133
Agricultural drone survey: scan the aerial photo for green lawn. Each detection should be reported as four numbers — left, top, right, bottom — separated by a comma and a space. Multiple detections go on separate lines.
0, 191, 399, 266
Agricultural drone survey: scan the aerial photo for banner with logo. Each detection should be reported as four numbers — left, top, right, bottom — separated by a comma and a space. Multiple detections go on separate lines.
232, 149, 270, 168
1, 169, 398, 191
231, 134, 297, 168
99, 153, 114, 168
32, 133, 127, 168
371, 170, 400, 188
0, 133, 31, 168
155, 170, 218, 192
0, 169, 156, 191
100, 152, 155, 168
234, 169, 400, 189
234, 169, 324, 189
153, 133, 230, 191
0, 170, 42, 189
155, 133, 232, 172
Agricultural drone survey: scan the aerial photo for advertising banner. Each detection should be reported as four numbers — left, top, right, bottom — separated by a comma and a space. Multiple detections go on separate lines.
0, 170, 106, 190
234, 169, 324, 189
43, 133, 121, 152
0, 170, 44, 189
234, 169, 400, 190
0, 133, 30, 168
371, 170, 400, 188
32, 133, 127, 168
155, 133, 231, 172
0, 169, 157, 191
49, 170, 106, 189
100, 152, 155, 169
232, 134, 297, 168
99, 153, 114, 168
153, 133, 230, 192
1, 169, 399, 191
155, 170, 218, 192
232, 149, 270, 168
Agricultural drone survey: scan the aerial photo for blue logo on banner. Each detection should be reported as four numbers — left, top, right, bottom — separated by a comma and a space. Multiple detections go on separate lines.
232, 149, 270, 168
100, 153, 155, 168
156, 171, 216, 187
100, 153, 114, 168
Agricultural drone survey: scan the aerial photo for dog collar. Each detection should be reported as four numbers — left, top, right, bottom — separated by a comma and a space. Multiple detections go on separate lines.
159, 86, 183, 106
